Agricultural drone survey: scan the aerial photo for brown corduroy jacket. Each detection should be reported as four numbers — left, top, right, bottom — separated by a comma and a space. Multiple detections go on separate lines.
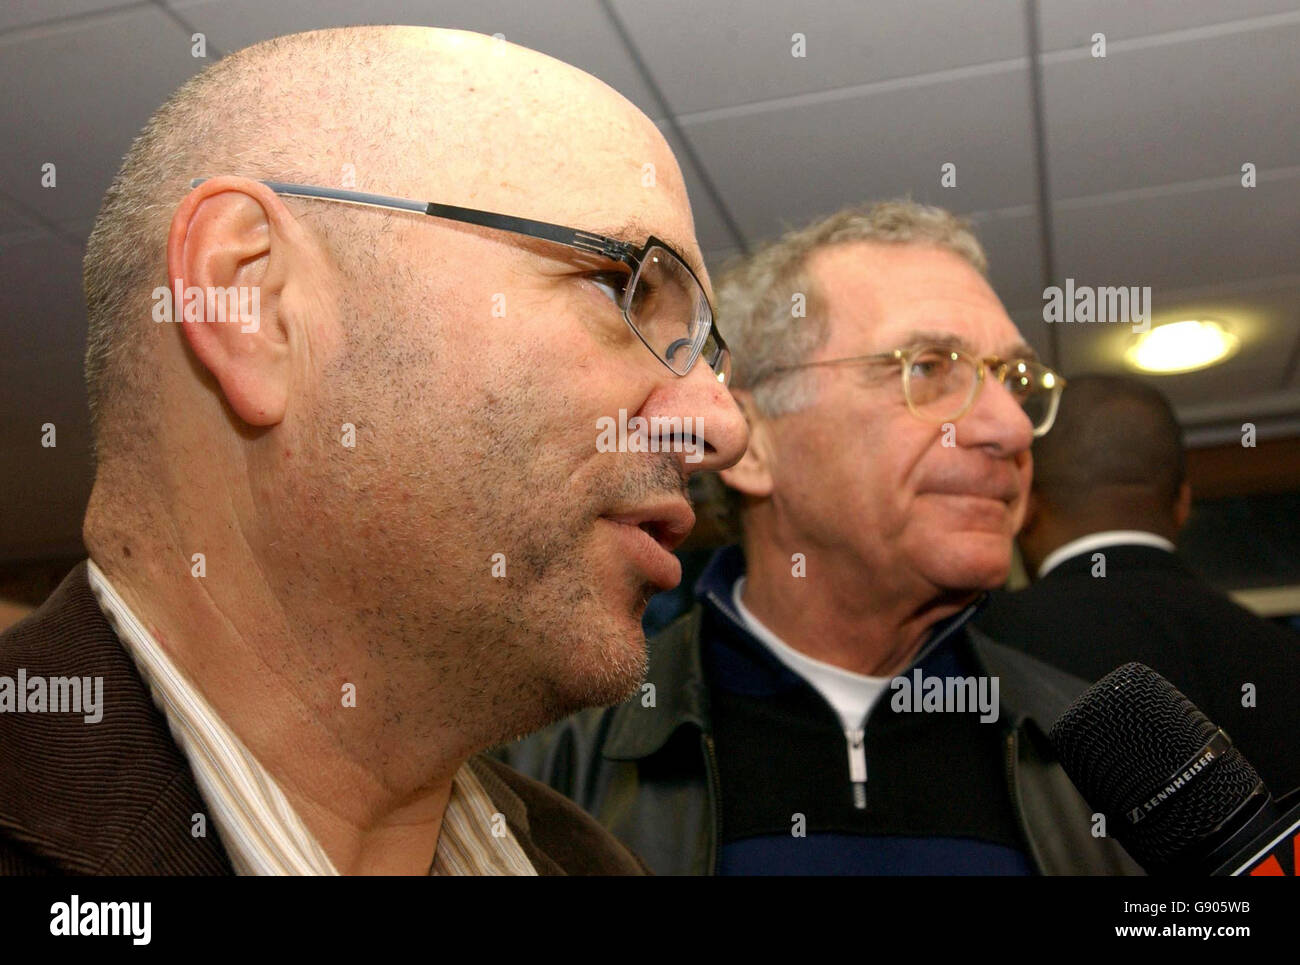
0, 562, 648, 876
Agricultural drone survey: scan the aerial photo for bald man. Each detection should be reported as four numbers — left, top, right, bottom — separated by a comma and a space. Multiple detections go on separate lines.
976, 375, 1300, 795
0, 26, 745, 875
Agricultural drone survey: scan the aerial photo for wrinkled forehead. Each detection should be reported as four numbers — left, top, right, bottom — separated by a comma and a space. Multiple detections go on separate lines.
809, 241, 1025, 356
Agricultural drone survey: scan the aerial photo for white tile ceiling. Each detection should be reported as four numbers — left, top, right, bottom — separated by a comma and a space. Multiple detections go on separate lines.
2, 0, 1298, 560
609, 0, 1029, 116
169, 0, 659, 112
1040, 18, 1300, 198
1036, 0, 1300, 49
0, 0, 136, 35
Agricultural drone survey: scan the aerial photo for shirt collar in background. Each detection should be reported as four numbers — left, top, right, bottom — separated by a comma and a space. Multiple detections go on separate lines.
1036, 530, 1175, 580
86, 559, 535, 876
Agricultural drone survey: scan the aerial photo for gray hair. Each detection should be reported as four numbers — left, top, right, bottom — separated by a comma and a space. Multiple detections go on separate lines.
83, 29, 393, 473
717, 199, 989, 417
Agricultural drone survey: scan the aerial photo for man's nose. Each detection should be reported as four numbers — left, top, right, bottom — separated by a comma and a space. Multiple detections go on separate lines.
956, 372, 1035, 456
652, 362, 750, 474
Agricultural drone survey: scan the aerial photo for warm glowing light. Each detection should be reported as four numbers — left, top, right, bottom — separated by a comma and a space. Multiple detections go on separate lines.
1126, 320, 1239, 374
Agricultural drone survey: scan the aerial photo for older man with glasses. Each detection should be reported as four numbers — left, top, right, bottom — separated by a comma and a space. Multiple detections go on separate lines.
502, 200, 1142, 875
0, 26, 746, 875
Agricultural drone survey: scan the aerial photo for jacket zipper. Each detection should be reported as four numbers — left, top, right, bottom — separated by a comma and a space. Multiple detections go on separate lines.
800, 682, 870, 812
835, 603, 978, 814
846, 728, 867, 810
703, 732, 723, 876
1003, 729, 1021, 827
1004, 727, 1044, 874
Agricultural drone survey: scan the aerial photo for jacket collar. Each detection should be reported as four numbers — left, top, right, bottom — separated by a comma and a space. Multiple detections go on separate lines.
0, 562, 235, 874
603, 603, 709, 760
604, 545, 987, 760
463, 754, 562, 874
962, 626, 1091, 730
2, 563, 561, 876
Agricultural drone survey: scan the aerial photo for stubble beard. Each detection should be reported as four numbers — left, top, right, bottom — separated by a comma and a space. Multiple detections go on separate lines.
314, 292, 678, 751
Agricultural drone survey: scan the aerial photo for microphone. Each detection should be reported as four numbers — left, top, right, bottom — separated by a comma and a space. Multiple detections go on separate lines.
1049, 662, 1300, 875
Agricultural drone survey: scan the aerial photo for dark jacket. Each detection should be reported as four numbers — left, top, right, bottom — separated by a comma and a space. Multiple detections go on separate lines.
976, 544, 1300, 796
498, 564, 1144, 876
0, 562, 646, 875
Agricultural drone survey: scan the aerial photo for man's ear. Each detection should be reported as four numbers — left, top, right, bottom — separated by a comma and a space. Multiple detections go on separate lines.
165, 177, 297, 427
1173, 479, 1192, 532
718, 390, 775, 499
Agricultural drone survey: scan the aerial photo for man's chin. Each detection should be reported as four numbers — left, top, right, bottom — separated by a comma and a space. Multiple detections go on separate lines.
539, 617, 646, 714
495, 653, 643, 748
919, 538, 1013, 592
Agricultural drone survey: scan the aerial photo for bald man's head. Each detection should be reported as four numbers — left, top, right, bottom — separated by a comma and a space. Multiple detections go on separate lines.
81, 26, 745, 750
85, 26, 696, 463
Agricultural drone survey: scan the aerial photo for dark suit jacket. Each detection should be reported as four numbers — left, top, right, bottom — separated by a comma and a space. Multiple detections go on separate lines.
0, 562, 647, 875
976, 544, 1300, 796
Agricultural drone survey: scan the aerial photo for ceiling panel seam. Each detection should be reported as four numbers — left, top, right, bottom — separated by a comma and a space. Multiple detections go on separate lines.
597, 0, 749, 255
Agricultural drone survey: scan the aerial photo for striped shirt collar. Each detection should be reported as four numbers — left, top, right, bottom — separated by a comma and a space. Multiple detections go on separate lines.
86, 559, 535, 876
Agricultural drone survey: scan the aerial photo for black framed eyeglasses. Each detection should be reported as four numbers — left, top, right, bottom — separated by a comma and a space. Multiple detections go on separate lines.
190, 178, 731, 385
770, 344, 1066, 437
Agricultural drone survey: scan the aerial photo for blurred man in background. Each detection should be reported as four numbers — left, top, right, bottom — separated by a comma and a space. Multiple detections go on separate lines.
977, 374, 1300, 795
501, 202, 1140, 875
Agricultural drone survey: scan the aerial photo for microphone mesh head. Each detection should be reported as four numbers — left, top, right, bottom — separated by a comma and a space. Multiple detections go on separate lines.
1049, 662, 1263, 870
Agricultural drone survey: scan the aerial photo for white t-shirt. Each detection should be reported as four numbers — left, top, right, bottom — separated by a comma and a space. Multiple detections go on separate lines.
731, 577, 889, 732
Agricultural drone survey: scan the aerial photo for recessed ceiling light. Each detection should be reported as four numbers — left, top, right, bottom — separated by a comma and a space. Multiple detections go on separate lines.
1126, 319, 1240, 374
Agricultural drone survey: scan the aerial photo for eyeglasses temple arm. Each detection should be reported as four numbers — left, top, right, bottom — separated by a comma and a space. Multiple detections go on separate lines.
769, 351, 900, 374
424, 203, 638, 264
191, 179, 430, 214
189, 179, 639, 265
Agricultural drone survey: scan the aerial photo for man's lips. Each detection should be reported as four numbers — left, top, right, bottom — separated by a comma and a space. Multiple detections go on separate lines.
923, 488, 1020, 504
919, 484, 1022, 531
921, 478, 1021, 504
599, 499, 695, 591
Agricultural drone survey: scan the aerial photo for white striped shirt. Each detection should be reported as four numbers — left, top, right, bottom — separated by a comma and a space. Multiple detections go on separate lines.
87, 559, 535, 875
